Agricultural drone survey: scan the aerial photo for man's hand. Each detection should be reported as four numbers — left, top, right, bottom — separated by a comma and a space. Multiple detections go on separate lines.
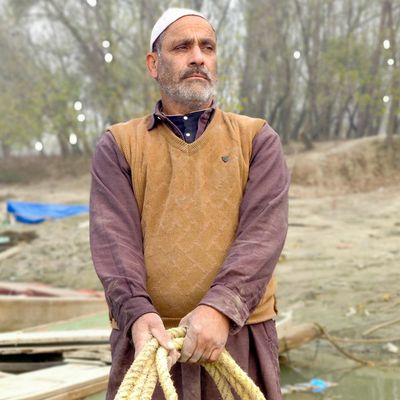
131, 313, 180, 370
179, 305, 230, 364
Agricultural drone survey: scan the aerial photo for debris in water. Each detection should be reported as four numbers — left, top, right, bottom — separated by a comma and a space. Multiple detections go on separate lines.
383, 343, 399, 354
281, 378, 336, 394
346, 306, 356, 317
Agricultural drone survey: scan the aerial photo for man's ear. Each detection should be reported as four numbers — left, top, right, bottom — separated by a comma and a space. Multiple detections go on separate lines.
146, 52, 158, 80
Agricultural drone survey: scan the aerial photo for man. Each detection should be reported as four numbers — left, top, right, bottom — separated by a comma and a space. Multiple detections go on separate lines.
90, 8, 289, 400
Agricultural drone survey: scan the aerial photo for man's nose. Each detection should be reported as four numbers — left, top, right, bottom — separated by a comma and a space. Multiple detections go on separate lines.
189, 45, 204, 65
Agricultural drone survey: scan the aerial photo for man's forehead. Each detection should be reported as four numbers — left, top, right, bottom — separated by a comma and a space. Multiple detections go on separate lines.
163, 16, 216, 42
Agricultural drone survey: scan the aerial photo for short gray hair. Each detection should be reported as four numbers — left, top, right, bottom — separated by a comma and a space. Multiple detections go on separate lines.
152, 31, 166, 55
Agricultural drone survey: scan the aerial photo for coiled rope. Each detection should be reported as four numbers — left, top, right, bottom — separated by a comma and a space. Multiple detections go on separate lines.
114, 327, 267, 400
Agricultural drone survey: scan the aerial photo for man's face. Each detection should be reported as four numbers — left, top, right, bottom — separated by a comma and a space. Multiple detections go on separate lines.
155, 16, 217, 110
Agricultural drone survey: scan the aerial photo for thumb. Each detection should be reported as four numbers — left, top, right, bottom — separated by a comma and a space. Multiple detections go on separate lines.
179, 311, 192, 328
150, 327, 175, 351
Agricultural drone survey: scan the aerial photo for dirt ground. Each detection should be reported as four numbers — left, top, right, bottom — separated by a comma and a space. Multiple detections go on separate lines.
279, 183, 400, 363
0, 136, 399, 364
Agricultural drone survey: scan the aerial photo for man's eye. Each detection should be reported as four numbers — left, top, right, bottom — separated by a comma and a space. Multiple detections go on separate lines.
202, 44, 215, 52
175, 45, 187, 50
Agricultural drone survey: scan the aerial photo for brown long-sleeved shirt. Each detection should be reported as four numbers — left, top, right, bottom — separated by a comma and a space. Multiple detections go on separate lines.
90, 102, 289, 339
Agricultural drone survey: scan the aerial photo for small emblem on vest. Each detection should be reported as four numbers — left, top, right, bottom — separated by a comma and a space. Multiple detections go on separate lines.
221, 155, 230, 163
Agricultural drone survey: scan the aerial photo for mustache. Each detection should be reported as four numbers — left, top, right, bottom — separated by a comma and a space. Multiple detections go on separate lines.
180, 67, 211, 81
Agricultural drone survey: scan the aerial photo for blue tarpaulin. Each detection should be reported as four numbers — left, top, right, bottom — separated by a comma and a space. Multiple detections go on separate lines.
6, 201, 89, 224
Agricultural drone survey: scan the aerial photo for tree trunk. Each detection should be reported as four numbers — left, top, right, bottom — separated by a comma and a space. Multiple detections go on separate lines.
356, 2, 387, 137
0, 141, 11, 159
385, 0, 399, 151
57, 132, 70, 158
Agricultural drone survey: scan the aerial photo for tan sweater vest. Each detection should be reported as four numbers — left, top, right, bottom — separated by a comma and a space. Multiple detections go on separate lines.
110, 108, 277, 328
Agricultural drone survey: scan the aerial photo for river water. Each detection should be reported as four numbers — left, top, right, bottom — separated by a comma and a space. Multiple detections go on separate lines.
281, 355, 400, 399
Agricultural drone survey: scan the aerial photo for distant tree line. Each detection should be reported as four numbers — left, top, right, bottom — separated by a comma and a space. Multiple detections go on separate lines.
0, 0, 398, 157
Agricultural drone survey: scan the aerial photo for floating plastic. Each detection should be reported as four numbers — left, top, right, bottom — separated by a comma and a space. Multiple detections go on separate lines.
310, 378, 331, 393
281, 377, 336, 394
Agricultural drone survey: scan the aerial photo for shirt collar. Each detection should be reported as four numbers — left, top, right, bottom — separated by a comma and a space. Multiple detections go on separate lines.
147, 100, 216, 131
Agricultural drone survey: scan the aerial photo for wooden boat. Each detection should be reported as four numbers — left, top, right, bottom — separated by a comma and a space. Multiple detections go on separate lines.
0, 281, 107, 332
0, 362, 110, 400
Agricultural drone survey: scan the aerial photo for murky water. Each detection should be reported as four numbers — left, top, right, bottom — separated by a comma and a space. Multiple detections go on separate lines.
281, 363, 400, 399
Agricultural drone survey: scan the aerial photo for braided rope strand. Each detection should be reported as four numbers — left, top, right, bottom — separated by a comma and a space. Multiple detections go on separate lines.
216, 350, 266, 400
140, 364, 158, 400
156, 346, 178, 400
114, 337, 158, 400
114, 327, 267, 400
129, 353, 155, 400
201, 362, 235, 400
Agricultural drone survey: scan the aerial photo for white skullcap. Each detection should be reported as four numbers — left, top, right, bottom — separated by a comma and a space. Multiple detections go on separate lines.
150, 8, 211, 52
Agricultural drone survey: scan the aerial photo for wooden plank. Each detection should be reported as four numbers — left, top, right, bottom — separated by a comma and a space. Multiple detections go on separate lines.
0, 363, 110, 400
0, 329, 111, 347
0, 297, 107, 332
278, 323, 321, 353
0, 246, 20, 262
62, 358, 109, 367
0, 281, 103, 298
0, 344, 110, 355
45, 380, 107, 400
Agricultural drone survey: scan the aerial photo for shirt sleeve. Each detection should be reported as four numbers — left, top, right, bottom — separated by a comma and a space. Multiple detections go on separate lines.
90, 131, 157, 339
199, 123, 290, 333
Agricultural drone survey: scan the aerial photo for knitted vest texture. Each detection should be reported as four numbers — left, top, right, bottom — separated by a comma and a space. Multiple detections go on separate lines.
110, 108, 277, 328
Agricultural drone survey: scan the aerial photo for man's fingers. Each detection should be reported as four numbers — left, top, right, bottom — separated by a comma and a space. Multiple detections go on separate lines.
150, 327, 175, 351
180, 332, 209, 364
179, 315, 189, 328
167, 349, 181, 370
179, 334, 197, 363
169, 349, 181, 365
179, 309, 193, 328
186, 347, 206, 364
167, 356, 172, 371
208, 348, 222, 362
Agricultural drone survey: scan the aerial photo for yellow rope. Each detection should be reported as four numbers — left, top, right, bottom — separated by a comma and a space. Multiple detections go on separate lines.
114, 327, 266, 400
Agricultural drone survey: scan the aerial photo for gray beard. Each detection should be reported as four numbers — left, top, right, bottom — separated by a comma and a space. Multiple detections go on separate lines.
161, 80, 216, 110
